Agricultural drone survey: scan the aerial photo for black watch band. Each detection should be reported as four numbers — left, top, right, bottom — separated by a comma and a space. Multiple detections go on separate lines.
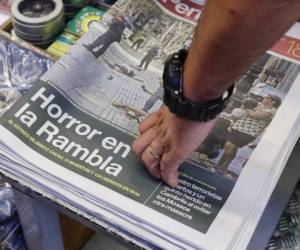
164, 85, 234, 121
163, 49, 234, 122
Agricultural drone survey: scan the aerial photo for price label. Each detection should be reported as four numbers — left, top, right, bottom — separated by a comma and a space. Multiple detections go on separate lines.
271, 36, 300, 62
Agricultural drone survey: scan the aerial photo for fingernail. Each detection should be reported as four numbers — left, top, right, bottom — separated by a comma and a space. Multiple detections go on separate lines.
152, 169, 161, 179
167, 178, 178, 188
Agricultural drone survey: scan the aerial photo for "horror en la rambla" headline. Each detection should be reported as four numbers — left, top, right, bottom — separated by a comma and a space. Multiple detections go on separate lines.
13, 87, 131, 177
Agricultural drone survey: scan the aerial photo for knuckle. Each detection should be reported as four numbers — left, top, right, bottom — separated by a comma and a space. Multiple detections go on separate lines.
160, 158, 171, 171
131, 141, 140, 154
151, 138, 163, 148
154, 119, 163, 130
161, 137, 171, 146
138, 122, 144, 133
157, 108, 164, 116
149, 161, 159, 171
141, 153, 151, 168
156, 127, 167, 138
141, 153, 148, 163
162, 153, 182, 170
172, 147, 186, 161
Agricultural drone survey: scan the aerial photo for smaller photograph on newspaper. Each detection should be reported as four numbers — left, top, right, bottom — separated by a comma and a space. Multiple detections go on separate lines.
193, 53, 300, 182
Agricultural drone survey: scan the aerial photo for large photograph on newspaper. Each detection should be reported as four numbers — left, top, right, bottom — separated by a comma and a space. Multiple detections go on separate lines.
42, 0, 300, 182
1, 0, 300, 234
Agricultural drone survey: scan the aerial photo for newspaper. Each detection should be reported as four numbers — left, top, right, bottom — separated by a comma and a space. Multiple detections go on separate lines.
0, 1, 300, 249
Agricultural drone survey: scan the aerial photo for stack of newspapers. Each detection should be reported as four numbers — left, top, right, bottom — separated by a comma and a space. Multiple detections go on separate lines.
1, 0, 300, 249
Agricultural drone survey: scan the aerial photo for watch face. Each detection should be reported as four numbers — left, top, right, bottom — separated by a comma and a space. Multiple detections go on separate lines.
169, 64, 182, 86
163, 51, 187, 94
164, 61, 183, 95
163, 49, 230, 121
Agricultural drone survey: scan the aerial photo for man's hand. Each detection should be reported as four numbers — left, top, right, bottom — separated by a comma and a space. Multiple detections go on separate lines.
132, 106, 216, 187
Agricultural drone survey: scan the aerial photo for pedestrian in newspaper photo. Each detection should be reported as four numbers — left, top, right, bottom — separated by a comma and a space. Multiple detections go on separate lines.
138, 46, 161, 70
131, 35, 146, 51
196, 116, 231, 159
83, 12, 133, 58
216, 95, 282, 176
229, 98, 258, 128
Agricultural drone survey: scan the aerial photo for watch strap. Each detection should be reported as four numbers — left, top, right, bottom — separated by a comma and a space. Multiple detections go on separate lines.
164, 85, 234, 121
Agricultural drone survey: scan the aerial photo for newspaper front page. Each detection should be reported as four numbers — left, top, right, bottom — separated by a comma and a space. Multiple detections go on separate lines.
1, 0, 300, 249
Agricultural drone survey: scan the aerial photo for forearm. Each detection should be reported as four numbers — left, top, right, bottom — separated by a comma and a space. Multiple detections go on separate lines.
184, 0, 300, 102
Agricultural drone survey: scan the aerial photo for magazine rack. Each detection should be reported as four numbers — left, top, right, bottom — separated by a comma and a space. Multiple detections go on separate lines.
0, 140, 299, 250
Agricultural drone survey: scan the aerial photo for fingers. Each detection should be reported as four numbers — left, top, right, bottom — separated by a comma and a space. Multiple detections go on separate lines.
133, 129, 182, 186
139, 112, 158, 134
133, 107, 198, 187
139, 107, 166, 134
132, 128, 156, 156
133, 110, 164, 179
141, 139, 164, 178
160, 150, 183, 187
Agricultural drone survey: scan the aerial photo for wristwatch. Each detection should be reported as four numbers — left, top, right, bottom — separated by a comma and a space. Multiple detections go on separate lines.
163, 49, 234, 121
